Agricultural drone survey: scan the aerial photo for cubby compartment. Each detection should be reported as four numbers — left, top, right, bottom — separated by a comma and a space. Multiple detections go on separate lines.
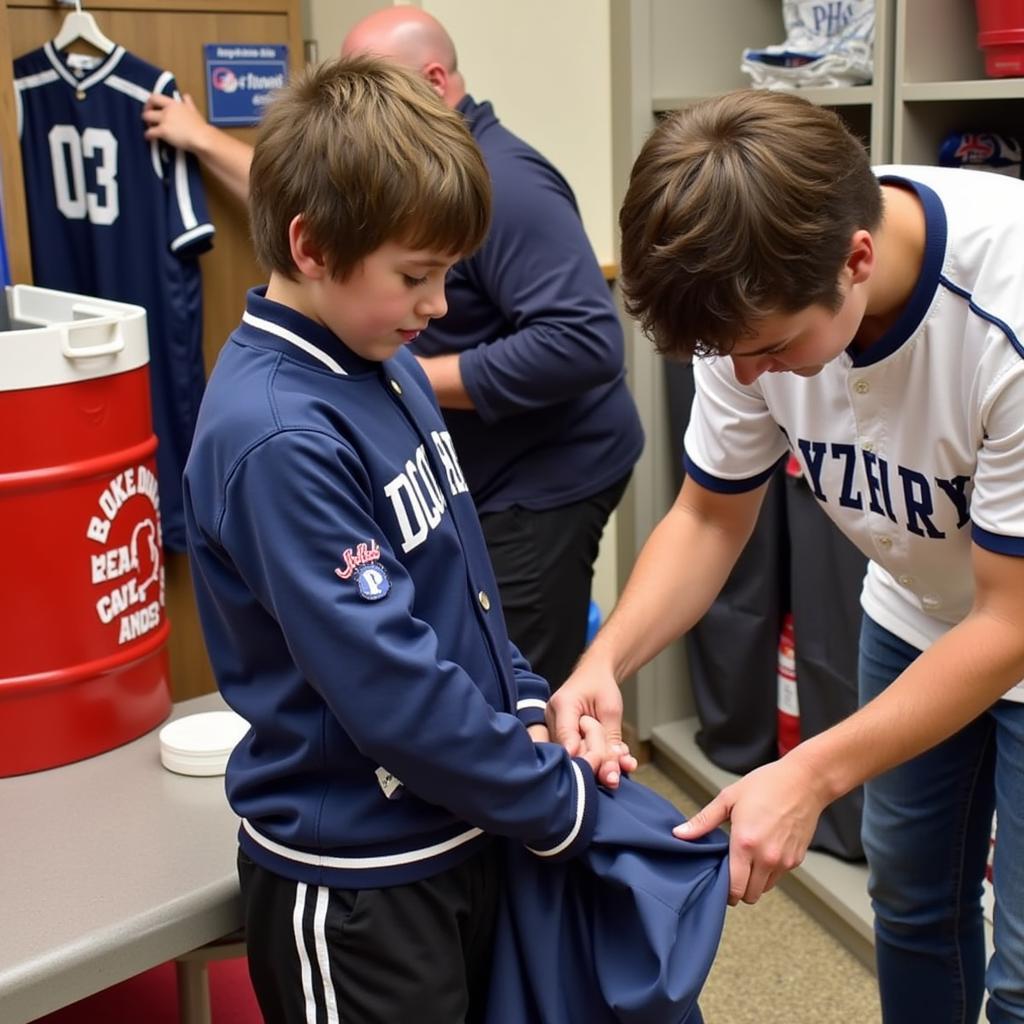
899, 0, 988, 85
650, 0, 785, 103
894, 0, 1024, 162
649, 0, 894, 158
896, 97, 1024, 165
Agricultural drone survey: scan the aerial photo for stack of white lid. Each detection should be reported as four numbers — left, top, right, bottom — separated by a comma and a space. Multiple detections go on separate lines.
159, 710, 250, 777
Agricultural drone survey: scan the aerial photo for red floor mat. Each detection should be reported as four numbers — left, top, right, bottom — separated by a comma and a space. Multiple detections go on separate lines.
30, 957, 262, 1024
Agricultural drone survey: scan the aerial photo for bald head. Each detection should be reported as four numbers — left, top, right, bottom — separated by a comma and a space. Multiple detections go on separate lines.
341, 6, 466, 108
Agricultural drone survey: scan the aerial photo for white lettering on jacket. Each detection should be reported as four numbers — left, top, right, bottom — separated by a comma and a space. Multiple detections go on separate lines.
383, 436, 471, 553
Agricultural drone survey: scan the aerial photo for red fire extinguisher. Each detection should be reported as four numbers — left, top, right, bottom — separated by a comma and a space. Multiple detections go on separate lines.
778, 452, 804, 757
777, 612, 800, 756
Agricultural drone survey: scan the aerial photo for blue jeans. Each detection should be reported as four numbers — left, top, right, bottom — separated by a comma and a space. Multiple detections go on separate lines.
859, 615, 1024, 1023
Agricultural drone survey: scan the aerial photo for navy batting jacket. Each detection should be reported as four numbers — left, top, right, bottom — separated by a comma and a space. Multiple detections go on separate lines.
488, 778, 730, 1024
183, 288, 597, 888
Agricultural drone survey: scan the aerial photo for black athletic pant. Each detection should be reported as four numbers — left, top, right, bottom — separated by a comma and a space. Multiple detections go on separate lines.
238, 845, 501, 1024
479, 472, 630, 690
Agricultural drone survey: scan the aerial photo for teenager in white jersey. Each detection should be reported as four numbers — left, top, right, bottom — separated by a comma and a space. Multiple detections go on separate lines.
548, 90, 1024, 1023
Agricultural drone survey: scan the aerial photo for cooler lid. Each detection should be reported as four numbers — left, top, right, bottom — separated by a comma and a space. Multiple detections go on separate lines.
159, 711, 250, 777
1, 284, 150, 392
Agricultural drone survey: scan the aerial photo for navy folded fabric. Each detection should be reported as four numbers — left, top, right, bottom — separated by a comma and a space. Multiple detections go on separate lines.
486, 777, 730, 1023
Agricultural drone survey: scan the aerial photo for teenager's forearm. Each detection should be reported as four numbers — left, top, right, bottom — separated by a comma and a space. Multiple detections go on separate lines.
194, 124, 253, 203
789, 609, 1024, 803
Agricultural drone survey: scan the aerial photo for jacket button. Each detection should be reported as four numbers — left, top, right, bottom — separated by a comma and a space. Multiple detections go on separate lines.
853, 379, 870, 395
478, 590, 491, 611
389, 379, 403, 396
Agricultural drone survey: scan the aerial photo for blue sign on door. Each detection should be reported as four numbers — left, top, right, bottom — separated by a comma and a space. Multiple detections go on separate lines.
204, 44, 289, 126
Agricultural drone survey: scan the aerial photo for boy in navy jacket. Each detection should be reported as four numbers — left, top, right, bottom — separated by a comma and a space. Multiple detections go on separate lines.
183, 57, 621, 1024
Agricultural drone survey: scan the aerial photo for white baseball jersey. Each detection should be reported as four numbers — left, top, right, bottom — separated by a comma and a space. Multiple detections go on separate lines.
684, 165, 1024, 702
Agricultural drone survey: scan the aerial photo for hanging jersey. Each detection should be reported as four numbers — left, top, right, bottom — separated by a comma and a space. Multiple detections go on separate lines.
14, 43, 215, 551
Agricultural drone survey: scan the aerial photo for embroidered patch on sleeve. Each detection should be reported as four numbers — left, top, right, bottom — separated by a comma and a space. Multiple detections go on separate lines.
335, 540, 391, 601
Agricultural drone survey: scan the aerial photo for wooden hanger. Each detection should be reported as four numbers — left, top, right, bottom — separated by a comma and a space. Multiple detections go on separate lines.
52, 0, 116, 56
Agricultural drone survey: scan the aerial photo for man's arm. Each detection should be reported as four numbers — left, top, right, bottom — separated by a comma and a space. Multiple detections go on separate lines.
547, 474, 768, 781
677, 542, 1024, 906
414, 352, 471, 408
143, 93, 253, 203
420, 156, 623, 418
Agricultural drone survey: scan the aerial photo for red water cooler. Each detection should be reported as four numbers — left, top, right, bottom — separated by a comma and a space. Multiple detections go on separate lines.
0, 285, 172, 776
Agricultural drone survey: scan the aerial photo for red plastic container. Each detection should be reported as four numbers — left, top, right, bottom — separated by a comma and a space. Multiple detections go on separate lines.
976, 0, 1024, 77
0, 285, 171, 776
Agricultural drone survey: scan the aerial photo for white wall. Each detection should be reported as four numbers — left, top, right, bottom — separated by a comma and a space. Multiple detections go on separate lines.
305, 0, 615, 264
421, 0, 614, 264
304, 0, 381, 65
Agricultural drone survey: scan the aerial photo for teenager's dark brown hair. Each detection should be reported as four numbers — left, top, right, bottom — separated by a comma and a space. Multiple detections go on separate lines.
249, 55, 491, 279
619, 90, 883, 358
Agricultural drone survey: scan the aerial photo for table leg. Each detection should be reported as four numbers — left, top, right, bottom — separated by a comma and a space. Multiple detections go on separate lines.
176, 959, 212, 1024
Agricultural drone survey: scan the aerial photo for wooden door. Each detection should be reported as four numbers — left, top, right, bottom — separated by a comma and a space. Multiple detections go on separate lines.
5, 0, 302, 699
1, 1, 32, 283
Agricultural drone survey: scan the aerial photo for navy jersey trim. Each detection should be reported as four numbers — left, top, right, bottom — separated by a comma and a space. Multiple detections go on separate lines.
939, 276, 1024, 360
172, 223, 216, 252
13, 69, 58, 137
851, 177, 948, 368
972, 524, 1024, 556
105, 73, 151, 104
43, 41, 126, 93
683, 450, 785, 494
170, 145, 203, 235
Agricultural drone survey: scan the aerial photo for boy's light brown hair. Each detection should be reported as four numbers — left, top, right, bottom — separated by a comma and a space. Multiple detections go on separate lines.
249, 55, 491, 280
619, 90, 883, 359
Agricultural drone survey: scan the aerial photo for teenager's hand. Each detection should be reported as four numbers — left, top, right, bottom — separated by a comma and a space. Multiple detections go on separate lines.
142, 92, 210, 153
527, 723, 550, 743
673, 754, 829, 905
547, 664, 637, 788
